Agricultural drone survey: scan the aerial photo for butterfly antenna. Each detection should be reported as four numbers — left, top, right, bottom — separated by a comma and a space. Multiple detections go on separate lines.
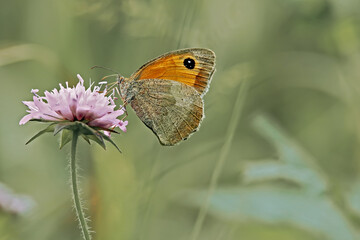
91, 65, 121, 75
91, 65, 125, 99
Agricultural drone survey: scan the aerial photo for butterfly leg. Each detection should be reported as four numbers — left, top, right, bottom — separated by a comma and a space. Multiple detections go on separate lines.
121, 102, 128, 121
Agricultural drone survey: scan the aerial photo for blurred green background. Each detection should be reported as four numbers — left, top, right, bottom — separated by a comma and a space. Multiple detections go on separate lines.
1, 0, 360, 239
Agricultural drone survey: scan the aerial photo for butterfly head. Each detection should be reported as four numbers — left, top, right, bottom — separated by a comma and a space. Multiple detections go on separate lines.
116, 75, 131, 102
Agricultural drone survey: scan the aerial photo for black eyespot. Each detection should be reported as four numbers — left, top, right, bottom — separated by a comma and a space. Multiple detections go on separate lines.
183, 58, 195, 69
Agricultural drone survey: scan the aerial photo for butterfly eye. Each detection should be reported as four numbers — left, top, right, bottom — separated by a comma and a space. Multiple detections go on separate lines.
183, 58, 195, 69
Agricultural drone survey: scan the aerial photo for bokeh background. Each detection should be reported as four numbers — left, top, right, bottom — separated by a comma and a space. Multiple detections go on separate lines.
1, 0, 360, 239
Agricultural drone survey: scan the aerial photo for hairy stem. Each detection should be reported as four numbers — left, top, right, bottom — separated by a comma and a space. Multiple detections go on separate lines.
71, 130, 91, 240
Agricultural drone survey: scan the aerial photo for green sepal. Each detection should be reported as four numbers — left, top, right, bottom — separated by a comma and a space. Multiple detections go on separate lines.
77, 122, 97, 135
81, 134, 91, 145
59, 129, 73, 149
53, 122, 74, 135
99, 132, 122, 153
29, 119, 60, 123
78, 122, 106, 150
87, 134, 106, 150
78, 122, 122, 152
25, 120, 121, 153
92, 127, 120, 134
25, 123, 56, 145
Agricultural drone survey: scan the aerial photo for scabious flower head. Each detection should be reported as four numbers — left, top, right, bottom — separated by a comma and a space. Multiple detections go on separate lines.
20, 74, 127, 151
20, 74, 127, 132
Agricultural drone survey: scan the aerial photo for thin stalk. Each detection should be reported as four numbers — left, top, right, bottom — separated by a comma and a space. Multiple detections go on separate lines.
71, 130, 91, 240
190, 77, 250, 240
139, 146, 162, 240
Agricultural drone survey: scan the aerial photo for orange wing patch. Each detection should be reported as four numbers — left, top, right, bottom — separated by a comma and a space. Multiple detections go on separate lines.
130, 49, 215, 95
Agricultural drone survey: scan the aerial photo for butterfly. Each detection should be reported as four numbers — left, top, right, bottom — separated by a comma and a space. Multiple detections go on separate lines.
117, 48, 216, 146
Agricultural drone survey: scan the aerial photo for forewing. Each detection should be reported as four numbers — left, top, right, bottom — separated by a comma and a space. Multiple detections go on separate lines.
126, 79, 204, 146
130, 48, 215, 95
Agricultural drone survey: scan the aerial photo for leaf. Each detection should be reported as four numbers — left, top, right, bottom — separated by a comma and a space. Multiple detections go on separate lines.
59, 129, 73, 149
242, 161, 327, 195
249, 114, 328, 194
253, 115, 312, 166
25, 123, 56, 145
346, 180, 360, 217
183, 187, 357, 240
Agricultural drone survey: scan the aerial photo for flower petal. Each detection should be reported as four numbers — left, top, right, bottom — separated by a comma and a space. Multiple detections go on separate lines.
19, 114, 33, 125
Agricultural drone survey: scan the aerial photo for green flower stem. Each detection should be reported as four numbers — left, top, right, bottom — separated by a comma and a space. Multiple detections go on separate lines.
71, 129, 91, 240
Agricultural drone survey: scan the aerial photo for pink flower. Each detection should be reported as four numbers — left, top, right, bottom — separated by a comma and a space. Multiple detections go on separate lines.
0, 183, 34, 215
20, 74, 128, 134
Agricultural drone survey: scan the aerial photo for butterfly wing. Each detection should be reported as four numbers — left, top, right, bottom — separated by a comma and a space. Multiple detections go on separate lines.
129, 48, 215, 96
125, 79, 204, 146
